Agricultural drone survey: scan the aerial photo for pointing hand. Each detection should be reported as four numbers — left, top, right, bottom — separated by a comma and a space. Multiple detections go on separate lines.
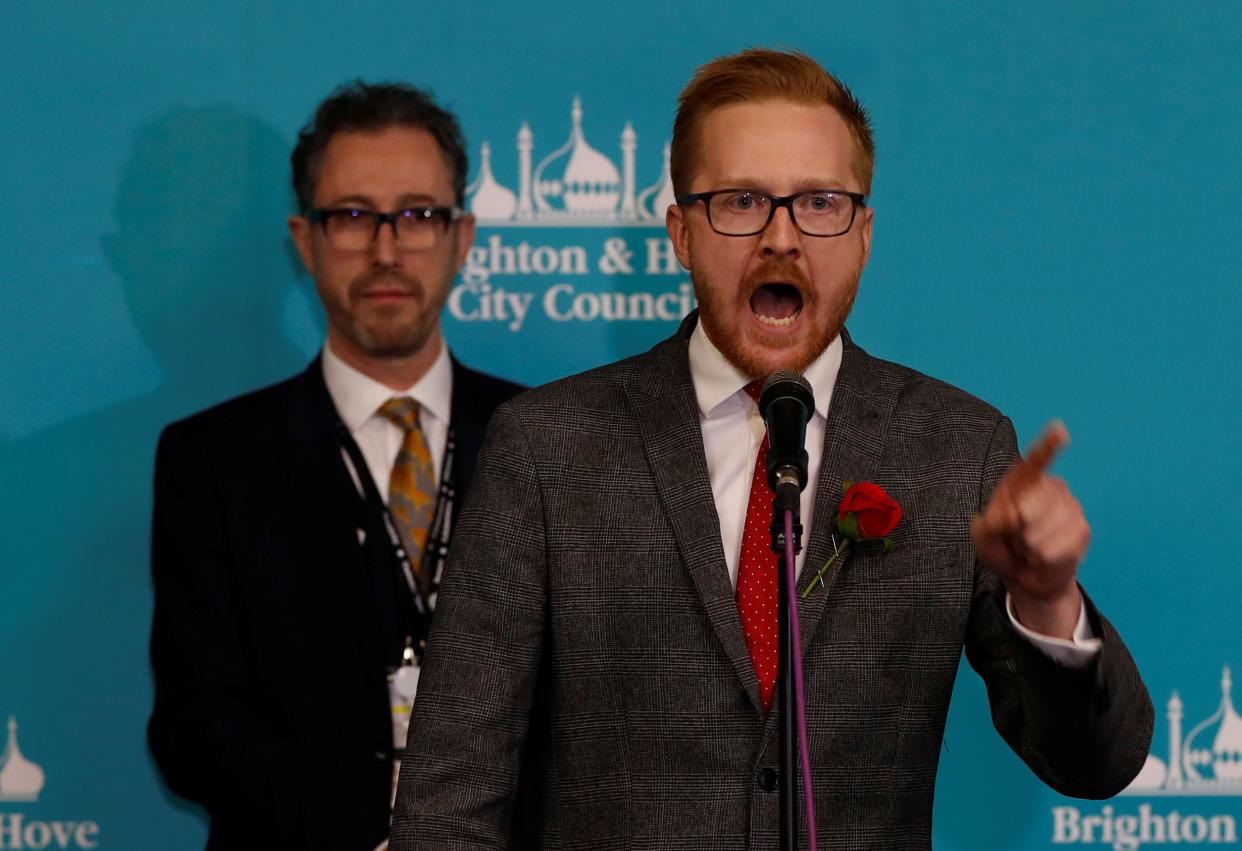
970, 421, 1090, 638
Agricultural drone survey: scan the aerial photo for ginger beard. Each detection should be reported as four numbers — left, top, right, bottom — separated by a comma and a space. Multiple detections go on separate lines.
692, 255, 863, 379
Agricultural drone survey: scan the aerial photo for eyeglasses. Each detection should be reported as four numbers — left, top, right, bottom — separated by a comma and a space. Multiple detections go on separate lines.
675, 188, 868, 237
307, 206, 467, 251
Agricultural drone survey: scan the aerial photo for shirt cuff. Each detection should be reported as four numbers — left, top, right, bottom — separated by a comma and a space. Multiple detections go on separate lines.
1005, 592, 1101, 668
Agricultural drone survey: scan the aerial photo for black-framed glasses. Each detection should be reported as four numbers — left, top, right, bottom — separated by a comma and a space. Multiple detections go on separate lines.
307, 206, 467, 251
675, 188, 867, 237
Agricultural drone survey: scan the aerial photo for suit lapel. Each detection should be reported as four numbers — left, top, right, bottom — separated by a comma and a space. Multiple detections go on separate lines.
794, 332, 899, 647
283, 359, 390, 685
447, 357, 486, 507
625, 316, 765, 712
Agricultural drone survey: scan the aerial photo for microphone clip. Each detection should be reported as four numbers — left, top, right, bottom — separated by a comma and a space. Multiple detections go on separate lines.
769, 495, 804, 557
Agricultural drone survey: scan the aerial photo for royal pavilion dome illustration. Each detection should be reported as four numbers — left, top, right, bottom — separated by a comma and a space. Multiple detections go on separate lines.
464, 98, 670, 225
0, 717, 45, 802
1122, 665, 1242, 795
466, 141, 517, 220
636, 141, 676, 220
533, 97, 621, 216
1185, 666, 1242, 783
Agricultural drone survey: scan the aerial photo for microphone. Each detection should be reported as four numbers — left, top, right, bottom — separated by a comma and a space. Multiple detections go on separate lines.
758, 370, 814, 511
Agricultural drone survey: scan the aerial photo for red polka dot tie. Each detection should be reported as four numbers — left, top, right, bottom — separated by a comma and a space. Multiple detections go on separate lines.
736, 381, 778, 713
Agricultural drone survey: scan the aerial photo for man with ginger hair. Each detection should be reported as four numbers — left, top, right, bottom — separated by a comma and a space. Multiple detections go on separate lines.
391, 49, 1151, 848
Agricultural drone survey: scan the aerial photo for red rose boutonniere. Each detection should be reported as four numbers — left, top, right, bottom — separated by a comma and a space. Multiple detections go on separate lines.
800, 480, 901, 599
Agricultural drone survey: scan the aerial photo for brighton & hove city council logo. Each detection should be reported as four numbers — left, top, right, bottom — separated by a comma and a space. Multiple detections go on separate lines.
1050, 666, 1242, 850
449, 97, 693, 332
1, 716, 100, 849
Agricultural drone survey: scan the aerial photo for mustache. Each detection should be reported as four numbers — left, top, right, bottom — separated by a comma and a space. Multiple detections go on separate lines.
741, 259, 812, 295
349, 269, 424, 298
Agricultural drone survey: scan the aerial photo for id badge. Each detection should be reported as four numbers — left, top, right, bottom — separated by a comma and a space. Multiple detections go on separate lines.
388, 663, 421, 751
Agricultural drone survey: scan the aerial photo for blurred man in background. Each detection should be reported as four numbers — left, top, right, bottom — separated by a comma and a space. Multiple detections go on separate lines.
148, 81, 522, 850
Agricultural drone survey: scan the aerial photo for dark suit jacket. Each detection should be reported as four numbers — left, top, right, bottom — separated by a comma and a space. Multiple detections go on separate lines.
148, 355, 523, 851
390, 316, 1152, 850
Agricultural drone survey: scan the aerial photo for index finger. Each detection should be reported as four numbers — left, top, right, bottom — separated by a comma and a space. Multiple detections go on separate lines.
1017, 420, 1069, 480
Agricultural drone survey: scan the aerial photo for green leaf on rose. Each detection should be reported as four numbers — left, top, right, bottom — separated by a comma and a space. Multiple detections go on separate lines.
837, 512, 860, 541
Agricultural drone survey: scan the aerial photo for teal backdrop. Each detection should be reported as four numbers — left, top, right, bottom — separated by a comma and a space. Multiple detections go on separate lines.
2, 2, 1240, 848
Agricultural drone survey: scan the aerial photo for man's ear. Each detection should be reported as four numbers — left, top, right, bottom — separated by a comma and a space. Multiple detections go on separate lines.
288, 214, 315, 274
859, 205, 874, 268
453, 213, 476, 273
665, 203, 692, 271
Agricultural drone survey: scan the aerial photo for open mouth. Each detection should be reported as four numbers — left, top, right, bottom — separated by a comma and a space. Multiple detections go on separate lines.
749, 283, 803, 327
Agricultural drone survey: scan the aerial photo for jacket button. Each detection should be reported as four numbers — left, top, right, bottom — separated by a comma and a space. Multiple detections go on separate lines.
758, 767, 778, 791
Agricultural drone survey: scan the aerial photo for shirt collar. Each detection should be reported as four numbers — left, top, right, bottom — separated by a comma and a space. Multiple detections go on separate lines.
321, 338, 453, 431
687, 319, 841, 420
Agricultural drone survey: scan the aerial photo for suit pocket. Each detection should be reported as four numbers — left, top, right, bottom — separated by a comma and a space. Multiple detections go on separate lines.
840, 541, 970, 582
809, 543, 974, 693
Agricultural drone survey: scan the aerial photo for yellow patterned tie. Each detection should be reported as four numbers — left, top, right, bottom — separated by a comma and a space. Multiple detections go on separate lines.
377, 397, 436, 595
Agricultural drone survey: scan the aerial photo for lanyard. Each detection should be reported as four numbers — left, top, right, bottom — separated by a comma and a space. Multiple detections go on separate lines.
334, 421, 457, 647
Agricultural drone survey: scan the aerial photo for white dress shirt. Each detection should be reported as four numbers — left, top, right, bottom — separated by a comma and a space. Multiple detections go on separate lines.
322, 338, 453, 501
686, 321, 1098, 664
688, 321, 840, 588
323, 340, 455, 846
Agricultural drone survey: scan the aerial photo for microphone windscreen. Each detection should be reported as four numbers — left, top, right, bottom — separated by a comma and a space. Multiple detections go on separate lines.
758, 369, 814, 419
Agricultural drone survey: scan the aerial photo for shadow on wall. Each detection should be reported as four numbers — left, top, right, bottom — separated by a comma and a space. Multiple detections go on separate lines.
0, 105, 320, 844
104, 105, 318, 403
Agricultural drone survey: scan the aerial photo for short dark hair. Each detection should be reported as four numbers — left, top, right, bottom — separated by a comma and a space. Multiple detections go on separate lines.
290, 80, 469, 211
671, 48, 874, 195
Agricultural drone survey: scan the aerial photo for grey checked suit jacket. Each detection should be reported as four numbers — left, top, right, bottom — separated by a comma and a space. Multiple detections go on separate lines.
391, 316, 1152, 850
